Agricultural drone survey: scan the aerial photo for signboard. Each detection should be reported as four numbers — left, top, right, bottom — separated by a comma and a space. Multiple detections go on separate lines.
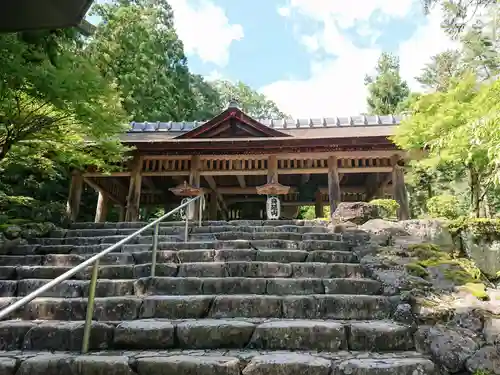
180, 197, 195, 220
266, 195, 280, 220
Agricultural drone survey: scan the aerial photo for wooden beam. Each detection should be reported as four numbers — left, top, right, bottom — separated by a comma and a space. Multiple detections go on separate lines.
217, 186, 368, 195
204, 175, 229, 215
267, 155, 278, 183
143, 150, 407, 161
83, 178, 122, 205
66, 171, 83, 222
125, 155, 142, 222
83, 172, 131, 177
327, 156, 341, 218
198, 166, 392, 176
94, 191, 109, 223
236, 175, 246, 188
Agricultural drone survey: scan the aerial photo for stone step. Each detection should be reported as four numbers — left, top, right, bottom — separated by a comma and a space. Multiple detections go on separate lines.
0, 319, 414, 352
54, 225, 336, 238
6, 276, 380, 298
68, 220, 330, 230
0, 350, 437, 375
21, 238, 351, 251
0, 260, 362, 281
0, 250, 361, 267
3, 240, 353, 256
0, 294, 395, 320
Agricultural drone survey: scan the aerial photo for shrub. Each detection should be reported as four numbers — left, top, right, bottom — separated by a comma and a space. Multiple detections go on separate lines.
369, 199, 399, 218
426, 194, 461, 219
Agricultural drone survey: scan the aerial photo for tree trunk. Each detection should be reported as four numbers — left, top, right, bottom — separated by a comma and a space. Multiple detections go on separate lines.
469, 166, 481, 218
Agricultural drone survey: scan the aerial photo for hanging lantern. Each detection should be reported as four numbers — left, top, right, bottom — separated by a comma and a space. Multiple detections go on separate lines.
180, 197, 195, 220
266, 195, 281, 220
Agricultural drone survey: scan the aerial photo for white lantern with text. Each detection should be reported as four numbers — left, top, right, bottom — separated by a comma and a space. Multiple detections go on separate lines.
180, 197, 195, 220
266, 195, 280, 220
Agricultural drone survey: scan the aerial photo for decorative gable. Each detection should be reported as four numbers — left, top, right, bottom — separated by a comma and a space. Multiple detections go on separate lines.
175, 102, 290, 139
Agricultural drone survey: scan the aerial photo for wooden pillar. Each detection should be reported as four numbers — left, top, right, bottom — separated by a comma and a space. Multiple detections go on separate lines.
190, 155, 201, 218
327, 156, 341, 218
267, 155, 278, 183
66, 170, 83, 222
125, 155, 142, 222
118, 205, 126, 222
209, 191, 218, 220
392, 161, 410, 220
315, 191, 323, 218
94, 190, 109, 223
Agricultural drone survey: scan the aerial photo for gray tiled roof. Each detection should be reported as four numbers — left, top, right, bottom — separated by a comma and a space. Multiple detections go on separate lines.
128, 115, 405, 133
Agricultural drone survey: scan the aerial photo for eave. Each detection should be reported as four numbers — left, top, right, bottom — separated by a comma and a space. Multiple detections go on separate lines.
128, 135, 398, 155
0, 0, 94, 32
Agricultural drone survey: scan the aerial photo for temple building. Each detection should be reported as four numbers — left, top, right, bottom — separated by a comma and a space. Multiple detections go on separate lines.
67, 101, 410, 222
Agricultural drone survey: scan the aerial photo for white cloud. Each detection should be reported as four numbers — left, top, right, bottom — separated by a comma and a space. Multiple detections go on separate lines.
399, 10, 460, 90
169, 0, 244, 67
262, 1, 456, 117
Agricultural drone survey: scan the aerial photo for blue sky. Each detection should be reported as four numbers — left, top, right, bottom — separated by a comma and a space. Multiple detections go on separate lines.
88, 0, 456, 117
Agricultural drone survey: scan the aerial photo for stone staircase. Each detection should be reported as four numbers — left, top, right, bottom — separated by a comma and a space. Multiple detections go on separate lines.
0, 220, 439, 374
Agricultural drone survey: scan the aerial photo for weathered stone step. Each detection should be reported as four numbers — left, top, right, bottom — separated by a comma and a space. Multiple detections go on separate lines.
0, 250, 361, 268
3, 240, 352, 256
0, 294, 395, 320
0, 350, 437, 375
68, 220, 329, 230
54, 225, 335, 238
190, 232, 343, 242
0, 260, 362, 282
7, 276, 379, 298
20, 238, 351, 251
0, 319, 414, 351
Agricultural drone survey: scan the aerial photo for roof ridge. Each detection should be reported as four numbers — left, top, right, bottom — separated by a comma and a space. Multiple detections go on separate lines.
129, 115, 405, 133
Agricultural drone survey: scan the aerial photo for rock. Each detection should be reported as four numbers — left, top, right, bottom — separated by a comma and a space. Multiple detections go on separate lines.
461, 230, 500, 278
452, 309, 484, 333
348, 321, 414, 351
176, 319, 255, 349
0, 358, 16, 375
360, 219, 409, 238
137, 355, 241, 375
3, 225, 22, 240
243, 354, 331, 375
401, 219, 454, 251
22, 321, 113, 351
483, 317, 500, 345
333, 357, 437, 375
393, 303, 416, 325
416, 324, 480, 373
332, 202, 381, 225
466, 345, 500, 374
249, 320, 346, 351
113, 320, 175, 349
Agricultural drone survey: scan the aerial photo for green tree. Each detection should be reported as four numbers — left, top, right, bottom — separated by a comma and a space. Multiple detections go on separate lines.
0, 31, 128, 165
416, 50, 464, 91
393, 72, 500, 217
87, 0, 196, 121
422, 0, 496, 36
212, 80, 286, 118
364, 52, 410, 114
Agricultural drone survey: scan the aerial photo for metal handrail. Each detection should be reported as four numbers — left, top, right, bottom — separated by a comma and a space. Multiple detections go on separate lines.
0, 194, 204, 353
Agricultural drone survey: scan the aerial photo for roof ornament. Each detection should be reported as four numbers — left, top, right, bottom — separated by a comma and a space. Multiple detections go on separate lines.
227, 98, 240, 110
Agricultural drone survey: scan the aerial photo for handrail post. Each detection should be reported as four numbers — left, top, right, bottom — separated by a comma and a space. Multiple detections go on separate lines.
82, 259, 100, 353
150, 223, 159, 277
198, 194, 203, 228
184, 214, 189, 242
